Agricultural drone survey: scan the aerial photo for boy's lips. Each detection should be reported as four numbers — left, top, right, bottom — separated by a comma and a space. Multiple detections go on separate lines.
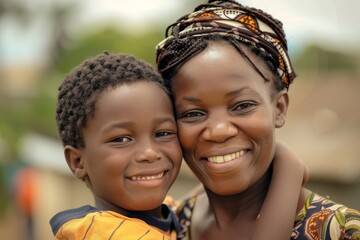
128, 171, 167, 181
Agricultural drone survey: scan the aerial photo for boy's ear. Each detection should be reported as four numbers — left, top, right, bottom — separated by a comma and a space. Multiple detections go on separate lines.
274, 90, 289, 128
64, 145, 87, 180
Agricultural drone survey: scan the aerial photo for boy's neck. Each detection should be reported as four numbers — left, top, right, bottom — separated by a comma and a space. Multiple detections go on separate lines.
94, 197, 164, 218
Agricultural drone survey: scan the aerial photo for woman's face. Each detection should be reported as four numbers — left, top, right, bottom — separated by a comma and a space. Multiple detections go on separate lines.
172, 42, 288, 195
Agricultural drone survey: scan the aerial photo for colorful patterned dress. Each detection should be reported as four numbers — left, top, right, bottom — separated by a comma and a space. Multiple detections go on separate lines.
176, 193, 360, 239
50, 204, 180, 240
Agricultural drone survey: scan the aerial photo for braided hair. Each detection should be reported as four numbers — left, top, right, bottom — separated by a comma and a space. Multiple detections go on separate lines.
156, 0, 294, 92
56, 51, 167, 148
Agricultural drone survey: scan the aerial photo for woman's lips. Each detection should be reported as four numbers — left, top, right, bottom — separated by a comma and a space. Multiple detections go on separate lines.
206, 150, 248, 164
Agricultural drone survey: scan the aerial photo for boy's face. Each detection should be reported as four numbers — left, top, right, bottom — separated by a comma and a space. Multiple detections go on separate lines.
72, 81, 182, 212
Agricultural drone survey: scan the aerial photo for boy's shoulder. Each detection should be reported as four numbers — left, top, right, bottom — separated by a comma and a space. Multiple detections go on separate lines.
50, 204, 181, 239
50, 205, 98, 235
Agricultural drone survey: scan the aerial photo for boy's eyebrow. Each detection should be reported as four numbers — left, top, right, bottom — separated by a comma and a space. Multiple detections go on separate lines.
103, 117, 176, 133
154, 117, 176, 124
103, 122, 133, 133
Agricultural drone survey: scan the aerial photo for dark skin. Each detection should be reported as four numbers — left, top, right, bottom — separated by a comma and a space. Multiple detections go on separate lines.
251, 142, 310, 239
64, 82, 182, 219
172, 41, 310, 239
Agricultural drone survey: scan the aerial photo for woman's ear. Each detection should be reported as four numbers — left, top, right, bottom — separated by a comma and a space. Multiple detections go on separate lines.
64, 145, 87, 180
274, 90, 289, 128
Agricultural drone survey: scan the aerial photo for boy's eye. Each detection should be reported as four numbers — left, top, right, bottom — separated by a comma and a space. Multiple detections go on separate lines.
110, 136, 132, 143
155, 131, 176, 138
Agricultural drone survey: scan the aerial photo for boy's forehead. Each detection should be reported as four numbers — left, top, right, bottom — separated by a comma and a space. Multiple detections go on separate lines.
93, 81, 173, 118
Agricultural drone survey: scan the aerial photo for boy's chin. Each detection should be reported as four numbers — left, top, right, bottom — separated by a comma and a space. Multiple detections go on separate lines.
130, 192, 168, 211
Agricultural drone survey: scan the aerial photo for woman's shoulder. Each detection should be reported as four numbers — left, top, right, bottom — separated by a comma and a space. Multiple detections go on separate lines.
298, 192, 360, 219
176, 194, 203, 240
176, 195, 198, 219
293, 192, 360, 239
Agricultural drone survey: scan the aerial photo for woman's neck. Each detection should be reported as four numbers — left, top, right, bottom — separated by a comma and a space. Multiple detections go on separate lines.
205, 168, 272, 227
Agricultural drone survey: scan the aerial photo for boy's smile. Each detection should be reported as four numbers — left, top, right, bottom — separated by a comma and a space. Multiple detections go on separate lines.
129, 171, 166, 181
126, 168, 170, 187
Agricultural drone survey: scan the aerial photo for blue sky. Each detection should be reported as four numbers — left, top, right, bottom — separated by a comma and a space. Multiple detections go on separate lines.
1, 0, 359, 66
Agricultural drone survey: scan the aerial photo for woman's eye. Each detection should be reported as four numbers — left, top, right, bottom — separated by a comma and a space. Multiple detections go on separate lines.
233, 102, 256, 111
178, 111, 204, 119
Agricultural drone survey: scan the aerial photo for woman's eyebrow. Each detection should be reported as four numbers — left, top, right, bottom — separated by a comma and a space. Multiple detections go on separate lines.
225, 87, 257, 98
175, 96, 202, 108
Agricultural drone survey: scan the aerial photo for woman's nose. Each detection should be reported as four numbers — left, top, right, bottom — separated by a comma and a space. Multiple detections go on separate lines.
202, 120, 238, 143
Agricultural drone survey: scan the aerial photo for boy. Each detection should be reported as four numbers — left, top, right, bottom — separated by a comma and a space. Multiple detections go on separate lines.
50, 51, 182, 239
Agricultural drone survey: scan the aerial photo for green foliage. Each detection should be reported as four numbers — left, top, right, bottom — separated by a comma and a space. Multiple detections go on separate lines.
0, 100, 32, 156
0, 75, 59, 157
27, 74, 60, 138
55, 26, 164, 74
0, 26, 166, 159
293, 44, 358, 73
0, 165, 9, 215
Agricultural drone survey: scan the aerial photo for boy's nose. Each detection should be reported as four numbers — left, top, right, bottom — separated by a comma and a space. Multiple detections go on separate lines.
135, 142, 161, 163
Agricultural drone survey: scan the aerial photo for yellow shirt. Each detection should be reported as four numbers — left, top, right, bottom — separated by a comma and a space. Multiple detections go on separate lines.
50, 205, 179, 240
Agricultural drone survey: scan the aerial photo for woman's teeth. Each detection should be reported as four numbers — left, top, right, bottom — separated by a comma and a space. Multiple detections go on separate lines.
131, 172, 164, 181
207, 150, 246, 163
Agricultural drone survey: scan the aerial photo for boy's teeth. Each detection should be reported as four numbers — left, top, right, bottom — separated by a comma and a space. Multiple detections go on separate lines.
208, 150, 246, 163
131, 172, 164, 181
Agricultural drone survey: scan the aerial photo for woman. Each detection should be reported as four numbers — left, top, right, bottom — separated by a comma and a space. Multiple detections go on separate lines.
156, 0, 360, 239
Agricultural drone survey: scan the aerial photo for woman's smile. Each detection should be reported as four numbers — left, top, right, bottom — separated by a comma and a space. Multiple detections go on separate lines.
206, 149, 249, 163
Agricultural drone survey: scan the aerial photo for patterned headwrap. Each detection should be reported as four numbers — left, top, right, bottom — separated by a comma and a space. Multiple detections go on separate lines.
156, 0, 296, 89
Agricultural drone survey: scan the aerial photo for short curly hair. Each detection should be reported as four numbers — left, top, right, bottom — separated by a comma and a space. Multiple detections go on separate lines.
56, 51, 168, 148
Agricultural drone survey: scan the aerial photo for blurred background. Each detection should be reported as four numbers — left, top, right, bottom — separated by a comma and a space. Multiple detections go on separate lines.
0, 0, 359, 239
